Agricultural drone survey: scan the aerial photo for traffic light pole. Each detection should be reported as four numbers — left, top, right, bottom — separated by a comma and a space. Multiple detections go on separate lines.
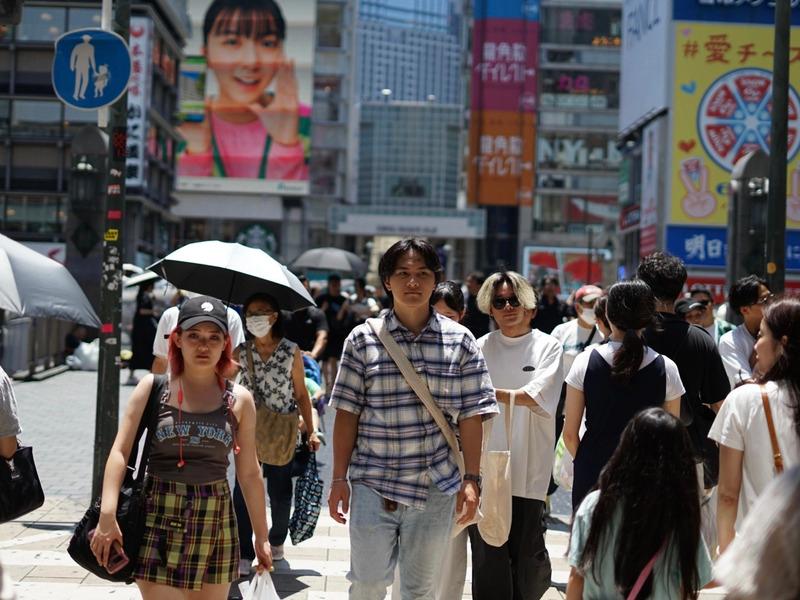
91, 0, 130, 499
766, 0, 790, 294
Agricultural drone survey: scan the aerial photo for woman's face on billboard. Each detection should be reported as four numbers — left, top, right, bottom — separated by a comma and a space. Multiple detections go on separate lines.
205, 13, 283, 106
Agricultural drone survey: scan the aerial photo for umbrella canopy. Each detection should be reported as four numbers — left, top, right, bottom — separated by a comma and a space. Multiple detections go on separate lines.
149, 241, 315, 310
290, 247, 366, 276
0, 234, 101, 327
124, 271, 161, 288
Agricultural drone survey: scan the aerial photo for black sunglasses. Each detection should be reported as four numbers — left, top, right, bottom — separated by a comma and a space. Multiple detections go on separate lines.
492, 295, 521, 310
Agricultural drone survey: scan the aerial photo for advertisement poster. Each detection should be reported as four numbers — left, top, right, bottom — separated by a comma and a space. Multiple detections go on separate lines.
177, 0, 315, 195
468, 0, 539, 207
521, 245, 612, 292
468, 111, 536, 206
670, 21, 800, 226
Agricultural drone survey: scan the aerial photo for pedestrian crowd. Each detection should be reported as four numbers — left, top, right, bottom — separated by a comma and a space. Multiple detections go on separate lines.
1, 240, 799, 600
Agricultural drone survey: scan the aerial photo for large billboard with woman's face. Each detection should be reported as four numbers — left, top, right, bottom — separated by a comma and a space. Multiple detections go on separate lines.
178, 0, 315, 194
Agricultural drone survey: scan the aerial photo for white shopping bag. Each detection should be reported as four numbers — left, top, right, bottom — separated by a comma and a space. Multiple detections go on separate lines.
243, 571, 280, 600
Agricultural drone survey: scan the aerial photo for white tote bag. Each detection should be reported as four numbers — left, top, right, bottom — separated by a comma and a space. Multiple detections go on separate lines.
477, 392, 514, 547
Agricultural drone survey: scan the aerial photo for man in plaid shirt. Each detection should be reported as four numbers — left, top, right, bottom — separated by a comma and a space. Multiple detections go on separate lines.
328, 239, 498, 600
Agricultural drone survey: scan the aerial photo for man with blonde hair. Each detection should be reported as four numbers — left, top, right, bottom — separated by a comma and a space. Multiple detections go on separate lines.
469, 271, 564, 600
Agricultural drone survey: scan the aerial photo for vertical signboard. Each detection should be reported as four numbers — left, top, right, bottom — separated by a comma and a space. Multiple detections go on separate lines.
620, 0, 669, 133
177, 0, 315, 195
126, 17, 152, 189
667, 1, 800, 270
468, 0, 539, 207
640, 119, 659, 256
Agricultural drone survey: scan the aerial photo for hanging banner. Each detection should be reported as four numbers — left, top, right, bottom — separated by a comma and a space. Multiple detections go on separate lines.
468, 0, 539, 207
126, 17, 152, 188
670, 21, 800, 227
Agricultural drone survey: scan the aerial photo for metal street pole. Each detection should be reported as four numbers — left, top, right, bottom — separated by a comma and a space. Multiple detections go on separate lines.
766, 0, 790, 294
91, 0, 130, 499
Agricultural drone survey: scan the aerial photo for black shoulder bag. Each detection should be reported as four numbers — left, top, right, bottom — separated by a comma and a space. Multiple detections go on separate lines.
0, 443, 45, 523
67, 375, 166, 583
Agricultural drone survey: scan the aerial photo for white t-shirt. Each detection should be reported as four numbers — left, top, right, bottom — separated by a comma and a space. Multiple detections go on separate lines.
477, 329, 564, 500
550, 319, 601, 378
566, 342, 685, 402
719, 324, 756, 388
708, 381, 799, 523
152, 305, 245, 358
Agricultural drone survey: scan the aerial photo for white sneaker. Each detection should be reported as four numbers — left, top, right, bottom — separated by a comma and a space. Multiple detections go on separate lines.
270, 544, 285, 561
238, 558, 252, 577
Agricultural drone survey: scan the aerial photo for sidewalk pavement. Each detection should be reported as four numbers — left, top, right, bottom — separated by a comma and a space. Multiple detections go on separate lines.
2, 371, 728, 599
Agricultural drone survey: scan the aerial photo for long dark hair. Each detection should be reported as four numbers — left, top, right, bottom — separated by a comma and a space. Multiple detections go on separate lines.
577, 408, 701, 599
605, 280, 656, 384
757, 298, 800, 439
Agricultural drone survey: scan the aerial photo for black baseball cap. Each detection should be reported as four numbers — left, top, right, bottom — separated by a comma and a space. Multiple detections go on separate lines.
177, 295, 228, 333
675, 298, 705, 317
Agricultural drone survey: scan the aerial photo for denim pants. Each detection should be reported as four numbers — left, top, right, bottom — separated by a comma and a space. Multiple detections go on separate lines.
233, 460, 294, 559
348, 481, 456, 600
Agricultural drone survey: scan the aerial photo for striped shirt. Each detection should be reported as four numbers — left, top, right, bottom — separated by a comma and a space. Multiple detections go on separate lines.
330, 310, 498, 509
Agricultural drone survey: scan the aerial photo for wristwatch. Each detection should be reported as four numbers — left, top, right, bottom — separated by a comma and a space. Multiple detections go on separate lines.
463, 473, 482, 491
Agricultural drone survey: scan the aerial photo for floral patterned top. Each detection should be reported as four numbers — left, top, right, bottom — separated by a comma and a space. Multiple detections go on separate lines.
238, 337, 297, 414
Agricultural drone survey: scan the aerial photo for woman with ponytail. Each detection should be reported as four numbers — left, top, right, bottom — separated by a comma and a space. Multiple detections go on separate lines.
566, 408, 712, 599
709, 297, 800, 555
563, 280, 685, 510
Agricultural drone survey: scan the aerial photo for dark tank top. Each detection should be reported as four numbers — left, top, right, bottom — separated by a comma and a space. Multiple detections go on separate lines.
148, 382, 236, 484
572, 349, 667, 510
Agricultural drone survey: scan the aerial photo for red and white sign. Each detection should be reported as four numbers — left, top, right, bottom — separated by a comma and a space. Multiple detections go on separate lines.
698, 68, 800, 171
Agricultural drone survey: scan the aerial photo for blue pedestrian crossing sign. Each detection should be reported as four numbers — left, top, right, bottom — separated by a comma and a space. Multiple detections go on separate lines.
52, 28, 131, 110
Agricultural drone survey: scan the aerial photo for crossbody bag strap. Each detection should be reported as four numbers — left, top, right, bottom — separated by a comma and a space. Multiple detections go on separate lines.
367, 318, 464, 475
129, 374, 167, 484
626, 543, 665, 600
760, 384, 784, 474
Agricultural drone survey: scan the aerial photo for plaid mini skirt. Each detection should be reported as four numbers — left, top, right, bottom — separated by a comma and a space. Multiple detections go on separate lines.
134, 476, 239, 590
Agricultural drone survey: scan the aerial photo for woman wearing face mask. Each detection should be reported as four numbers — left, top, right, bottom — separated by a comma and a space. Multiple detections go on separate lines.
232, 293, 320, 576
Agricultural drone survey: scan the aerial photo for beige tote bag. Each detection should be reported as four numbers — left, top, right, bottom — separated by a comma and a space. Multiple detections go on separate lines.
477, 392, 513, 547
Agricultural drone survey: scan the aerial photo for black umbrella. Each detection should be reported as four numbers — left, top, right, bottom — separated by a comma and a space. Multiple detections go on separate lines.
149, 241, 315, 310
290, 247, 367, 275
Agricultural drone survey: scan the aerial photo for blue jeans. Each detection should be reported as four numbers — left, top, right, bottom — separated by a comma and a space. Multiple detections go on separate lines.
233, 460, 294, 559
348, 481, 456, 600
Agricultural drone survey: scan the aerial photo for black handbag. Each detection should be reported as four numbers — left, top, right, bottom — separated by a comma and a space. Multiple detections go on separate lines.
0, 444, 45, 523
67, 375, 166, 583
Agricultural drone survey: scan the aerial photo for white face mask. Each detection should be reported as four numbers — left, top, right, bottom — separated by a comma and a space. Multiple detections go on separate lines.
247, 315, 272, 338
579, 307, 597, 327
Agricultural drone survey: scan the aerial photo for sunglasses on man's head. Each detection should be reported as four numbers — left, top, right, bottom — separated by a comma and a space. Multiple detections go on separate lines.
492, 295, 521, 310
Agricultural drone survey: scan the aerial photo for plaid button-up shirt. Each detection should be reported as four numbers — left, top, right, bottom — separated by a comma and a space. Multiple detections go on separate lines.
330, 310, 498, 509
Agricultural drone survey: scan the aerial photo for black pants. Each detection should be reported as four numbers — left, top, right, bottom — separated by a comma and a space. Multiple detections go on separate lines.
233, 460, 294, 559
469, 497, 551, 600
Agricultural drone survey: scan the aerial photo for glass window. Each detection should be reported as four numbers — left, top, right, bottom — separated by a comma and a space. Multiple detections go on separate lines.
11, 145, 61, 191
12, 100, 62, 138
68, 7, 101, 30
17, 6, 66, 42
0, 99, 9, 136
313, 76, 342, 122
0, 49, 10, 93
540, 7, 621, 46
64, 105, 99, 135
15, 49, 55, 94
4, 195, 63, 233
539, 110, 618, 129
318, 4, 343, 48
